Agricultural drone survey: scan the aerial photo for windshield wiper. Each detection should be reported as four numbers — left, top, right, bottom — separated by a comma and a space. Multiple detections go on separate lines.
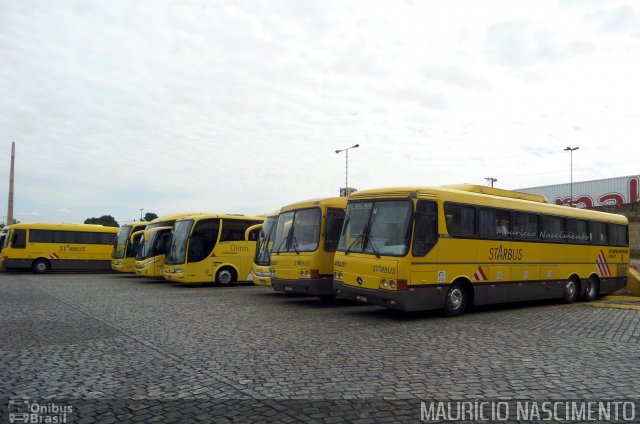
275, 236, 288, 255
365, 236, 381, 259
344, 234, 364, 256
290, 236, 300, 254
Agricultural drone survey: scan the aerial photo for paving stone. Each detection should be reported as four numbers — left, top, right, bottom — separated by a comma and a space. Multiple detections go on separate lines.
1, 273, 639, 423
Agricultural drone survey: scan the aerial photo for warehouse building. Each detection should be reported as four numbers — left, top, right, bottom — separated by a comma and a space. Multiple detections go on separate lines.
518, 175, 639, 254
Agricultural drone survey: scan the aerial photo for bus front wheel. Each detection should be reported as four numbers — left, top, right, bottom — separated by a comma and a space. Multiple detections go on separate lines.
563, 278, 578, 303
444, 282, 469, 317
216, 268, 236, 285
32, 259, 50, 274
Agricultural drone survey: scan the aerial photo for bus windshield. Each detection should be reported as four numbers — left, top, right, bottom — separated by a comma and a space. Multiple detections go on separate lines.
165, 220, 194, 265
254, 216, 278, 266
272, 208, 321, 253
113, 226, 134, 259
136, 229, 167, 260
338, 200, 413, 257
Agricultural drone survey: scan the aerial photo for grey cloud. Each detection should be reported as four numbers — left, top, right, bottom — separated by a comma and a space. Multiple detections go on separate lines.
584, 5, 640, 37
422, 65, 491, 90
485, 21, 593, 66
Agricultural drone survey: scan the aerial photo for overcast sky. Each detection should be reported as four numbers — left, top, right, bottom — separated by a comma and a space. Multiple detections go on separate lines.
1, 0, 639, 225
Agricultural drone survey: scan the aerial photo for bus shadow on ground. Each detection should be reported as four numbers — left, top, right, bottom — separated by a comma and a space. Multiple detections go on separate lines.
265, 293, 370, 308
344, 298, 569, 322
166, 282, 257, 289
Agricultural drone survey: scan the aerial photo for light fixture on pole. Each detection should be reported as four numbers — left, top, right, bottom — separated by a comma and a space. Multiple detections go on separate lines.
335, 144, 359, 197
564, 146, 579, 206
485, 177, 497, 188
139, 208, 144, 221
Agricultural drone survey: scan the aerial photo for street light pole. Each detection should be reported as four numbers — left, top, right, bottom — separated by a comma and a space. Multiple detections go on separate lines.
139, 208, 144, 221
335, 144, 359, 196
564, 146, 579, 206
485, 177, 497, 188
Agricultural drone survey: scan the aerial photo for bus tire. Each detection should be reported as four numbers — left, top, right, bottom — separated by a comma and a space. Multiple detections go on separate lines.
444, 282, 469, 317
563, 277, 578, 303
32, 258, 50, 274
216, 267, 236, 285
583, 275, 599, 302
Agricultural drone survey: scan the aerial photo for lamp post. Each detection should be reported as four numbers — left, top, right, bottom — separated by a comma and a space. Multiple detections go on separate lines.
564, 146, 579, 206
485, 177, 497, 188
139, 208, 144, 221
335, 144, 359, 196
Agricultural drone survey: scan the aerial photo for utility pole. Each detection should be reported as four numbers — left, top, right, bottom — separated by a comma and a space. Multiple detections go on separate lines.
485, 177, 497, 188
335, 144, 360, 197
564, 146, 579, 206
7, 142, 15, 226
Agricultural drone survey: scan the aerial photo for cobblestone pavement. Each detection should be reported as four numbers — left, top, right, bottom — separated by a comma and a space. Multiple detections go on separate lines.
1, 273, 639, 423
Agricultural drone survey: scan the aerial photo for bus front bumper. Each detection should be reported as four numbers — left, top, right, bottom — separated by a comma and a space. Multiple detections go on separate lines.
272, 276, 335, 296
0, 259, 31, 269
333, 281, 446, 312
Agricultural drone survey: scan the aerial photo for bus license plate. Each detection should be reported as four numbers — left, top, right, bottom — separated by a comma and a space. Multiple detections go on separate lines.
356, 295, 368, 303
284, 286, 293, 292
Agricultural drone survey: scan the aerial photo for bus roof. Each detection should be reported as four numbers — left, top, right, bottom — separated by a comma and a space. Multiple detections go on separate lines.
148, 212, 205, 225
3, 223, 119, 232
174, 213, 265, 222
121, 221, 148, 230
279, 197, 347, 213
349, 185, 628, 224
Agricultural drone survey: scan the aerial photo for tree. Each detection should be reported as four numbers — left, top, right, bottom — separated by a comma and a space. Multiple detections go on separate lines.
84, 215, 119, 227
143, 212, 158, 222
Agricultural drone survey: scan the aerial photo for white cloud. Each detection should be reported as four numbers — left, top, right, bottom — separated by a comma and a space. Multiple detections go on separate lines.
0, 0, 639, 224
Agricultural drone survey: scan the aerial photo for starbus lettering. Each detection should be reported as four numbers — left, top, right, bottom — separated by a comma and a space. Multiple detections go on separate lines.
489, 245, 523, 261
59, 245, 85, 252
372, 265, 396, 274
294, 260, 310, 266
230, 244, 248, 252
334, 261, 347, 268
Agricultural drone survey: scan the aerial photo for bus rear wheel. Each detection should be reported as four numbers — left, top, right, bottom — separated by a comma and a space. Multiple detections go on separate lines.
216, 268, 236, 285
444, 282, 469, 317
32, 259, 50, 274
584, 275, 599, 301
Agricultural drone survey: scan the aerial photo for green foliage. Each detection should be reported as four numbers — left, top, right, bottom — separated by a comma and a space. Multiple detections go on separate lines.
84, 215, 119, 227
143, 212, 159, 222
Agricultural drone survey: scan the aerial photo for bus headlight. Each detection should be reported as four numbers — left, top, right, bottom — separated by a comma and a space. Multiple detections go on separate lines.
382, 279, 388, 288
390, 280, 397, 289
338, 272, 343, 280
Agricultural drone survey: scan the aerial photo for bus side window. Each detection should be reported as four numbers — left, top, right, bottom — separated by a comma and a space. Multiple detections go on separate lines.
324, 208, 345, 252
12, 229, 26, 249
247, 228, 260, 242
413, 200, 437, 257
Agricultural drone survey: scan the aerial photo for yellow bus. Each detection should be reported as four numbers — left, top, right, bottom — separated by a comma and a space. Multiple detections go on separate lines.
111, 221, 147, 273
270, 197, 347, 297
164, 214, 264, 284
251, 212, 279, 286
134, 226, 172, 278
332, 185, 630, 316
0, 223, 118, 273
134, 213, 203, 278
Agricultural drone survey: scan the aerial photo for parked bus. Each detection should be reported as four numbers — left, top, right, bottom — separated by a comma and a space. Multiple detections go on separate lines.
270, 197, 347, 297
164, 214, 263, 284
251, 211, 279, 286
112, 221, 147, 273
134, 226, 172, 278
332, 185, 630, 316
1, 223, 118, 273
134, 212, 203, 278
